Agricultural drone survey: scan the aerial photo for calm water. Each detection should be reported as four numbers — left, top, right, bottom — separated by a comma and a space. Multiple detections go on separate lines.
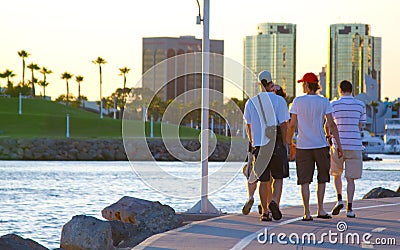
0, 156, 399, 249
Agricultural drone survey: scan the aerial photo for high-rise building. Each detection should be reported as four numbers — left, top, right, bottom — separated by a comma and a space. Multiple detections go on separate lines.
328, 23, 381, 100
142, 36, 224, 104
319, 66, 327, 97
243, 23, 296, 98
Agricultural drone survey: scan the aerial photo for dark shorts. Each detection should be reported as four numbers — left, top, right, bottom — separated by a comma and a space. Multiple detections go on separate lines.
295, 146, 330, 185
253, 139, 289, 182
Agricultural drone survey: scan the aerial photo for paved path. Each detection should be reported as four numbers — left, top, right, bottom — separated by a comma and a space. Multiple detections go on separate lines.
135, 197, 400, 249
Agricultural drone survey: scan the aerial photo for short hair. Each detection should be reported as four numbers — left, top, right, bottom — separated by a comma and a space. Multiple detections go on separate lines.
339, 80, 353, 93
306, 82, 321, 92
261, 79, 269, 90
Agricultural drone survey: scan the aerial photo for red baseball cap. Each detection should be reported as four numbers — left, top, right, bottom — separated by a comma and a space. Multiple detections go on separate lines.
297, 72, 319, 83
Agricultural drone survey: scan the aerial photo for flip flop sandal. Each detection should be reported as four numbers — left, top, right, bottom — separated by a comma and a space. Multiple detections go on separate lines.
317, 214, 332, 219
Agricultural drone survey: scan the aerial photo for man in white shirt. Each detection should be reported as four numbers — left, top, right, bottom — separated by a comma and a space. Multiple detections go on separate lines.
243, 70, 290, 221
287, 72, 343, 221
330, 80, 366, 218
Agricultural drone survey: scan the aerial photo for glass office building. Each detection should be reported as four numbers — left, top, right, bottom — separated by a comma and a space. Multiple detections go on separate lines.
243, 23, 296, 98
328, 24, 381, 100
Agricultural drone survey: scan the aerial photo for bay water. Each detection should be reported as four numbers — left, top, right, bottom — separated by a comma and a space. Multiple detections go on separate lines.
0, 155, 399, 249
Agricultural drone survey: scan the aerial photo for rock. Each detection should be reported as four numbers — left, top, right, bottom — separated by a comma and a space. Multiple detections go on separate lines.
397, 186, 400, 193
0, 234, 48, 250
362, 187, 400, 199
101, 196, 181, 234
60, 215, 115, 250
108, 220, 152, 248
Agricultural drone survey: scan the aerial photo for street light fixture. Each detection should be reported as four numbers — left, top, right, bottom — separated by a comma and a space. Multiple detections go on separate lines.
188, 0, 219, 214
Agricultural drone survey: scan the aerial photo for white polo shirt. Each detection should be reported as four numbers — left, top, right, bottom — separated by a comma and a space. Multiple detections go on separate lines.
244, 92, 290, 147
331, 96, 366, 151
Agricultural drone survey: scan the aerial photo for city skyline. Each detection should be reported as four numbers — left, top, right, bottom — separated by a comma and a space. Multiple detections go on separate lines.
1, 0, 399, 101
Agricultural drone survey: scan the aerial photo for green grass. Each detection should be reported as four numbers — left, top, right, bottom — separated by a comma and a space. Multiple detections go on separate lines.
0, 98, 203, 139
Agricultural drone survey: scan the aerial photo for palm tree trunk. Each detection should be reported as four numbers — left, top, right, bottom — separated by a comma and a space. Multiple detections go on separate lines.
78, 83, 81, 100
99, 65, 102, 100
22, 59, 25, 85
123, 74, 126, 90
66, 80, 69, 106
31, 70, 35, 97
43, 74, 47, 99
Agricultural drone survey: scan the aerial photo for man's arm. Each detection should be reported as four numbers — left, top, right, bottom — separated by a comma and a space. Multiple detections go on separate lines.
326, 113, 343, 158
287, 114, 297, 145
280, 121, 288, 146
246, 124, 253, 145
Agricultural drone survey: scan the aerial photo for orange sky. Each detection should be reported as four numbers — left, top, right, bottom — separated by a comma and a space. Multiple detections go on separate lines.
1, 0, 399, 101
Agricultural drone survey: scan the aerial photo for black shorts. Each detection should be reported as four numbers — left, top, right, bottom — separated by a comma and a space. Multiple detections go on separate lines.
253, 139, 289, 182
295, 147, 330, 185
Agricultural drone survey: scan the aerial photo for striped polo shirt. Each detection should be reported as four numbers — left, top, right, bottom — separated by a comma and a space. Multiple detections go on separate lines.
331, 96, 366, 150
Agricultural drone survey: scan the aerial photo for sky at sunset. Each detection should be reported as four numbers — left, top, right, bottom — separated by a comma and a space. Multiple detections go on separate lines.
1, 0, 399, 101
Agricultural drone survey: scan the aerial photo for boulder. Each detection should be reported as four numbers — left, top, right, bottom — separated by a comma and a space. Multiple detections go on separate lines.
60, 215, 115, 250
108, 220, 152, 248
362, 187, 400, 199
0, 234, 48, 250
101, 196, 181, 234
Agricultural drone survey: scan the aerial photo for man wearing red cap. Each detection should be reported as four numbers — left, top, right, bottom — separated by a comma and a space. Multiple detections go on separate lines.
287, 72, 343, 221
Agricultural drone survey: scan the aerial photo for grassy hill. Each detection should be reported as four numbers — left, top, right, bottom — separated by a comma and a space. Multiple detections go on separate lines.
0, 98, 201, 139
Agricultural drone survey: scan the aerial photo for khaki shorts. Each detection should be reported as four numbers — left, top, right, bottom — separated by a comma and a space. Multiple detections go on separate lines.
330, 148, 363, 179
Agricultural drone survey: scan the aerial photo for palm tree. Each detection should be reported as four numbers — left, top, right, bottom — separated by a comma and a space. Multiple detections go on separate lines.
3, 69, 16, 87
92, 57, 107, 101
75, 75, 84, 100
18, 50, 30, 85
27, 63, 40, 97
38, 80, 50, 98
39, 67, 53, 98
119, 66, 130, 115
119, 67, 130, 90
61, 72, 73, 106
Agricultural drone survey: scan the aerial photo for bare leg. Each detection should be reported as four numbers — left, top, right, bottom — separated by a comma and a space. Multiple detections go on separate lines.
346, 177, 355, 204
301, 183, 311, 218
333, 175, 343, 199
259, 181, 272, 214
247, 181, 257, 200
317, 183, 327, 215
272, 178, 283, 206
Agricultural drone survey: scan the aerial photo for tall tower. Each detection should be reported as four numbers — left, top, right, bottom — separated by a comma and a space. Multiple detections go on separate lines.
243, 23, 296, 98
328, 24, 381, 100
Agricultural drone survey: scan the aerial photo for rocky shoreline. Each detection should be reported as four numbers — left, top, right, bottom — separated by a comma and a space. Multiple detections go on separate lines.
0, 138, 246, 161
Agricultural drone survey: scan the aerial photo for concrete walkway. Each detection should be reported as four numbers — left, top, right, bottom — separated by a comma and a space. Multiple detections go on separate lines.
135, 197, 400, 249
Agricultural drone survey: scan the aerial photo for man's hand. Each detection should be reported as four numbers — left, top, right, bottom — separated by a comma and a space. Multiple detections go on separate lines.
336, 146, 343, 159
326, 134, 333, 146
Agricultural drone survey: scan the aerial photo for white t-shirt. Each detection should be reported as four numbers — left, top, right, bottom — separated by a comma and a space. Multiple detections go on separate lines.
244, 92, 290, 147
290, 95, 333, 149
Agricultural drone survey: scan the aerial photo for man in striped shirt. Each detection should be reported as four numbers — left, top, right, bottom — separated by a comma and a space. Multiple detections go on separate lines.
330, 80, 367, 218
